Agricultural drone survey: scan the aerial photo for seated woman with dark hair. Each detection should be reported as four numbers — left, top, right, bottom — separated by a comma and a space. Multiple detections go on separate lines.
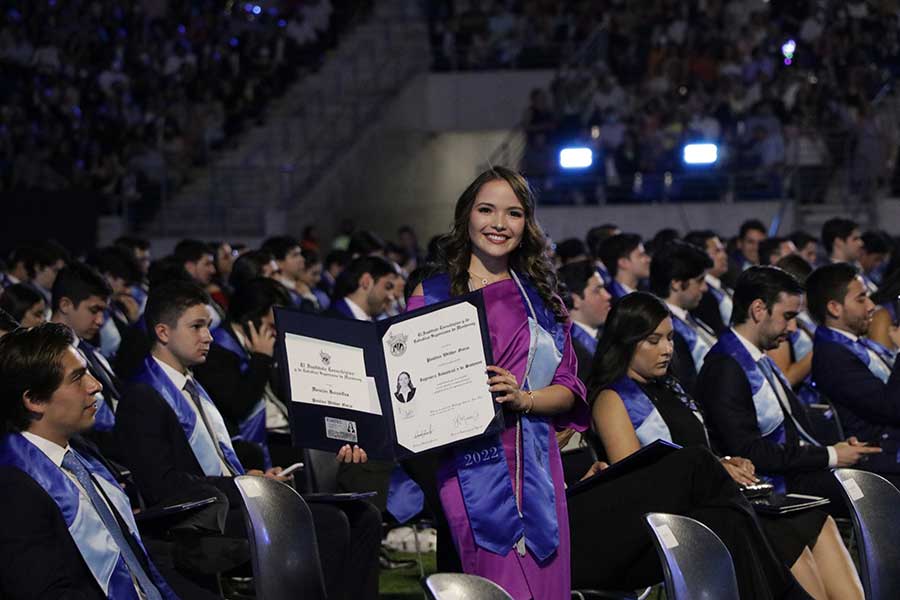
0, 283, 47, 328
584, 291, 862, 600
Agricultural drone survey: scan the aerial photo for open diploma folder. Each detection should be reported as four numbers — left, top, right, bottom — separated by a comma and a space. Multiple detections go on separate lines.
275, 291, 503, 461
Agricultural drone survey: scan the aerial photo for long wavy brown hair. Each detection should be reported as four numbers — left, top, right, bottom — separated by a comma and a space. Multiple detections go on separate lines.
444, 166, 566, 321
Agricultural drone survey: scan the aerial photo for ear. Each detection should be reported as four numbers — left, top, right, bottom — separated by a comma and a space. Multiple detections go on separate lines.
670, 280, 683, 295
58, 296, 74, 314
749, 298, 767, 322
22, 390, 48, 419
183, 261, 196, 276
572, 292, 585, 311
825, 298, 843, 321
154, 322, 171, 345
359, 272, 374, 291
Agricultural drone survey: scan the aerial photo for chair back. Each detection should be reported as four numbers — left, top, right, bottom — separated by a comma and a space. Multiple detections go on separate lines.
422, 573, 513, 600
834, 469, 900, 600
643, 513, 739, 600
234, 476, 327, 600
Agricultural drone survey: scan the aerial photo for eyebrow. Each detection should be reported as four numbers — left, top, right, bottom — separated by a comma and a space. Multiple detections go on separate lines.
69, 367, 88, 381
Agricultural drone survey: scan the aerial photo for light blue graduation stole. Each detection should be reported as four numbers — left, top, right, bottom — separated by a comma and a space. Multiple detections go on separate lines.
422, 272, 564, 562
708, 331, 787, 445
611, 375, 706, 447
132, 356, 244, 476
211, 325, 271, 469
815, 327, 895, 384
596, 264, 611, 286
706, 281, 733, 326
0, 434, 178, 600
570, 322, 598, 356
670, 314, 712, 373
607, 279, 630, 300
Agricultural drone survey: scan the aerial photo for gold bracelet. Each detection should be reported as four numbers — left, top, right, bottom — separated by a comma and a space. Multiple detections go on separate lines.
525, 390, 535, 414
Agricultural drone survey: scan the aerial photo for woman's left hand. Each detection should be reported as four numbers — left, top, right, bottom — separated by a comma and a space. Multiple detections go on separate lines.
486, 365, 530, 412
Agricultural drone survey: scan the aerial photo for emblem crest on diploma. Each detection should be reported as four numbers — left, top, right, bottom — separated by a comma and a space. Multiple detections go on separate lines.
274, 291, 503, 460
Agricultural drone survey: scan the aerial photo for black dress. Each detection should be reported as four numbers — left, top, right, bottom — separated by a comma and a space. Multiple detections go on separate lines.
634, 378, 826, 566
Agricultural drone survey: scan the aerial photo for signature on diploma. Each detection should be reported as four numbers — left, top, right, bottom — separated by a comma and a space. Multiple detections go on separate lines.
453, 413, 478, 430
414, 424, 433, 439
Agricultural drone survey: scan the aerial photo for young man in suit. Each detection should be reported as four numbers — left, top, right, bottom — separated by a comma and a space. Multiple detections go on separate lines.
173, 240, 225, 328
822, 218, 863, 266
724, 220, 766, 288
262, 235, 310, 310
684, 229, 732, 334
806, 263, 900, 472
115, 281, 380, 599
596, 233, 650, 300
585, 222, 620, 286
558, 259, 612, 384
650, 241, 717, 396
50, 262, 122, 457
0, 323, 178, 599
696, 266, 881, 510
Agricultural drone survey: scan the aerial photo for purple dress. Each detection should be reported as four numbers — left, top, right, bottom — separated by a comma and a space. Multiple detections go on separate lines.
409, 279, 589, 599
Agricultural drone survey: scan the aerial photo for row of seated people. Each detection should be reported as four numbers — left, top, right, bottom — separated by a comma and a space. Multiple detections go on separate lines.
0, 199, 898, 597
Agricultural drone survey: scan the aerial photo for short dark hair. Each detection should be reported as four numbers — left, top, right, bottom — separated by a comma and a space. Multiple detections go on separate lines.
148, 256, 193, 289
775, 254, 813, 284
348, 230, 386, 257
0, 322, 74, 432
758, 237, 787, 266
558, 260, 598, 310
0, 284, 45, 323
324, 250, 351, 270
145, 281, 211, 345
228, 278, 291, 326
739, 220, 767, 239
646, 228, 680, 256
805, 263, 860, 325
586, 224, 620, 259
261, 236, 301, 261
230, 250, 275, 290
174, 239, 214, 264
51, 262, 112, 312
332, 256, 397, 300
556, 238, 588, 263
789, 231, 817, 251
9, 243, 59, 279
86, 246, 142, 285
683, 230, 719, 250
861, 230, 892, 255
301, 248, 321, 267
114, 236, 150, 252
731, 266, 804, 325
821, 218, 858, 254
649, 241, 712, 298
597, 233, 642, 278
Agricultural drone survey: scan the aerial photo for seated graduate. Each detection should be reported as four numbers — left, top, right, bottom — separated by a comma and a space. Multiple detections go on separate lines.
769, 255, 818, 406
807, 263, 900, 474
585, 222, 621, 286
262, 235, 311, 310
557, 259, 612, 384
596, 233, 650, 300
0, 323, 178, 599
759, 237, 799, 267
0, 282, 47, 328
859, 231, 892, 289
790, 231, 820, 267
648, 241, 717, 396
50, 262, 122, 457
114, 280, 381, 600
173, 240, 225, 328
87, 246, 145, 360
724, 219, 766, 288
589, 292, 863, 600
869, 262, 900, 351
695, 266, 883, 512
684, 229, 733, 334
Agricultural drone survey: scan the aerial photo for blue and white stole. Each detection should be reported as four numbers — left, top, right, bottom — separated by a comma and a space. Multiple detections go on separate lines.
705, 275, 733, 325
570, 322, 598, 357
211, 325, 272, 469
0, 434, 177, 600
610, 376, 706, 447
422, 272, 565, 562
132, 356, 244, 476
815, 327, 895, 384
596, 263, 611, 286
128, 284, 148, 316
670, 313, 712, 373
607, 279, 630, 300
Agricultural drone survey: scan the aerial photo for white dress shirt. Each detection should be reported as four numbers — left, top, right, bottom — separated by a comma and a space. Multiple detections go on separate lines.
572, 319, 599, 341
344, 297, 372, 321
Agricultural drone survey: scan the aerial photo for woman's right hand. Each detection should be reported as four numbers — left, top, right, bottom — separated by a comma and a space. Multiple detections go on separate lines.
246, 321, 276, 357
579, 461, 609, 481
719, 456, 759, 487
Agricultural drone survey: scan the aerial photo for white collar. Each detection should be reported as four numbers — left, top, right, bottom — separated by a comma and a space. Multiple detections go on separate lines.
617, 279, 635, 294
827, 326, 858, 343
572, 319, 598, 340
731, 327, 765, 362
152, 355, 191, 391
665, 301, 689, 322
21, 431, 69, 467
5, 273, 20, 285
705, 273, 723, 290
278, 276, 297, 291
344, 297, 372, 321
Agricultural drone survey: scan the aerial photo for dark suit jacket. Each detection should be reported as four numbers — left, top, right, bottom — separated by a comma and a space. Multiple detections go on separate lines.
114, 381, 241, 510
670, 331, 699, 398
0, 466, 107, 599
192, 325, 277, 436
811, 339, 900, 442
572, 335, 595, 388
696, 352, 829, 475
691, 291, 727, 335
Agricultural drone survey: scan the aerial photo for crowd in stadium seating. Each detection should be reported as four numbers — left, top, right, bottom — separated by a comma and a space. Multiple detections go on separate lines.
2, 179, 900, 596
0, 0, 359, 213
428, 0, 900, 203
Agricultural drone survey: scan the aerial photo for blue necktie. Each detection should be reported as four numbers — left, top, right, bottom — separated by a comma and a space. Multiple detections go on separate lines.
62, 451, 163, 600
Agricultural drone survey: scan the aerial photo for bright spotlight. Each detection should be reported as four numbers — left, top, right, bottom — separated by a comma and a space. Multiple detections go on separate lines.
683, 143, 718, 165
559, 147, 593, 169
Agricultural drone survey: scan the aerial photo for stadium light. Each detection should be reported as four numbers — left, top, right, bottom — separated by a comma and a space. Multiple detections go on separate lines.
683, 143, 718, 165
559, 147, 593, 169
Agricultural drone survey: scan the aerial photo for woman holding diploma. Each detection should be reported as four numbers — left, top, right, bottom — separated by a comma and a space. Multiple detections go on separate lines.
407, 167, 588, 599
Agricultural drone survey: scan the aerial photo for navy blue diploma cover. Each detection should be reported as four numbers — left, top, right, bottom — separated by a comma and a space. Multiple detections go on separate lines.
274, 291, 502, 461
